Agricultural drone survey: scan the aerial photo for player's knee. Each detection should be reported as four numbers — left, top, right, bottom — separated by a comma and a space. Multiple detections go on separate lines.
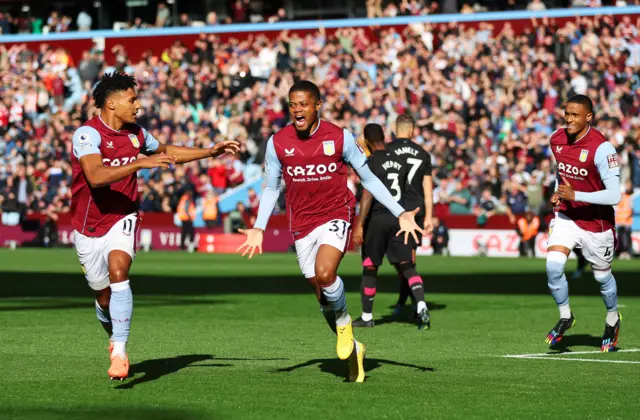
593, 268, 612, 284
546, 251, 568, 285
109, 265, 130, 283
315, 265, 337, 287
396, 261, 417, 278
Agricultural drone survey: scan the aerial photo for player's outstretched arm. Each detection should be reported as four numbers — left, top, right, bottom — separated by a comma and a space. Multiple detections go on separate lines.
159, 141, 239, 163
237, 137, 281, 259
73, 126, 175, 188
79, 153, 176, 188
141, 127, 239, 163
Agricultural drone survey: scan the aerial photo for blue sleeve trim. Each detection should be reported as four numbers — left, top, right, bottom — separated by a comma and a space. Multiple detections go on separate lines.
72, 126, 101, 158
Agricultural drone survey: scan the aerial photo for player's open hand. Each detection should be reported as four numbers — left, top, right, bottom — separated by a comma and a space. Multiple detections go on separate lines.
210, 140, 241, 158
138, 153, 176, 169
352, 224, 364, 247
556, 177, 575, 201
236, 228, 264, 259
396, 208, 425, 245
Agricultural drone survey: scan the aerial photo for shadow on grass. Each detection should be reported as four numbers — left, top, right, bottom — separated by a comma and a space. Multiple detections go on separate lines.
3, 270, 640, 299
0, 407, 209, 420
116, 354, 290, 390
548, 334, 604, 353
0, 297, 231, 312
372, 301, 447, 327
276, 357, 434, 382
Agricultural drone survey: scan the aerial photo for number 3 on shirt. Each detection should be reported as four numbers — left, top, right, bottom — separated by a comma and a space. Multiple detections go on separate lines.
329, 220, 348, 239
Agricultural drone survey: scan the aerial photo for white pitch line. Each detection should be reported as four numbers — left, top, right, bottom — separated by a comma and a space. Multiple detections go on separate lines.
513, 356, 640, 365
504, 349, 640, 358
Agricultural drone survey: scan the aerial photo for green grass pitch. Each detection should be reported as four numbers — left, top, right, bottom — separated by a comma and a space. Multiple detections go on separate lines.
1, 249, 640, 419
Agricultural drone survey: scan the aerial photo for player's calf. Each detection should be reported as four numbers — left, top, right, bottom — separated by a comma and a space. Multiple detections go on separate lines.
95, 288, 113, 338
395, 262, 429, 329
307, 277, 337, 334
545, 250, 574, 345
593, 267, 621, 351
355, 264, 378, 328
108, 251, 133, 360
546, 251, 572, 319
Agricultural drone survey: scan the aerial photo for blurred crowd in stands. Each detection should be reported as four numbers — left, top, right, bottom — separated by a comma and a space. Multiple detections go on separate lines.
1, 1, 639, 35
0, 10, 639, 238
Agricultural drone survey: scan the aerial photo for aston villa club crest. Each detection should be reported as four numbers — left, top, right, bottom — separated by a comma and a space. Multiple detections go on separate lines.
579, 149, 589, 163
129, 134, 140, 148
323, 140, 335, 156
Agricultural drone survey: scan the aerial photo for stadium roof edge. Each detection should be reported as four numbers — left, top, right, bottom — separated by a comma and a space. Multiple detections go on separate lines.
0, 6, 639, 44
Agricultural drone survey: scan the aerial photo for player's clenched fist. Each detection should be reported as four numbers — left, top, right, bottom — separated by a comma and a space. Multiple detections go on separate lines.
210, 140, 241, 157
237, 228, 264, 259
138, 153, 176, 169
550, 192, 560, 207
556, 177, 576, 201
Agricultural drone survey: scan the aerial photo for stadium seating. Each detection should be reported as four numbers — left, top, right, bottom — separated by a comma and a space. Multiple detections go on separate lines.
0, 7, 639, 231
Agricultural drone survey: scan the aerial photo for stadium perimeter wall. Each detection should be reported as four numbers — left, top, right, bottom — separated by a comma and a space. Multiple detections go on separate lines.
5, 214, 640, 257
0, 7, 639, 64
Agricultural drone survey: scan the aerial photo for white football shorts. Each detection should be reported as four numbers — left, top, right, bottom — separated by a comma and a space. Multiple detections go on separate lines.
73, 213, 138, 291
294, 219, 351, 278
547, 212, 615, 270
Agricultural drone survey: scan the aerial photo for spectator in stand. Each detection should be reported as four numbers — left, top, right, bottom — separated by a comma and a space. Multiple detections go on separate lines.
177, 189, 196, 251
616, 180, 634, 259
527, 0, 547, 11
76, 9, 92, 32
430, 216, 449, 255
226, 155, 245, 188
209, 159, 228, 194
202, 190, 220, 228
516, 210, 540, 257
155, 3, 171, 28
448, 180, 473, 215
247, 187, 259, 225
230, 0, 250, 23
475, 188, 501, 226
505, 181, 529, 224
226, 201, 248, 233
23, 204, 59, 248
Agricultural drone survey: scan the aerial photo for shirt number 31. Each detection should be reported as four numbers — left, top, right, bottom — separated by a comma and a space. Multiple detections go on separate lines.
328, 220, 348, 239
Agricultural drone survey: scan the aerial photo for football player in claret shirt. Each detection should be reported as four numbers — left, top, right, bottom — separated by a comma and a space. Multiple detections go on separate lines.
237, 81, 423, 382
71, 72, 239, 380
544, 94, 622, 352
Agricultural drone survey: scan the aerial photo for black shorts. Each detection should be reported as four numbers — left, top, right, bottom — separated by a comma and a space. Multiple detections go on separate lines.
362, 212, 413, 266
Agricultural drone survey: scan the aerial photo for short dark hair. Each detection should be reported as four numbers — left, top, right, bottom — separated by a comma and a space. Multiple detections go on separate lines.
363, 123, 385, 145
396, 114, 415, 132
288, 80, 321, 102
566, 94, 593, 114
92, 72, 137, 108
